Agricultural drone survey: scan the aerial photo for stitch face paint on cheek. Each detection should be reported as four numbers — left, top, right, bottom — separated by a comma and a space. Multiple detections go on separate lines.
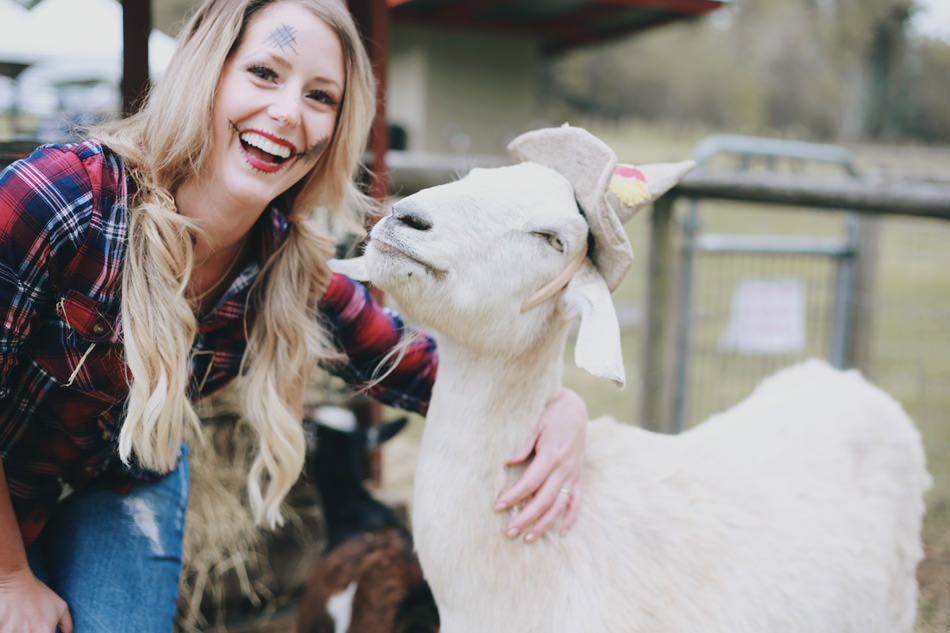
298, 136, 329, 162
267, 24, 297, 53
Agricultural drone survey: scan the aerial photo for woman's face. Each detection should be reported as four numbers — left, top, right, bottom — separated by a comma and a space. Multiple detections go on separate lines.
208, 1, 344, 208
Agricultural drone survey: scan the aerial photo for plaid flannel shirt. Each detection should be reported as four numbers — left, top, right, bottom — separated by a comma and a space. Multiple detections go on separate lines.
0, 140, 436, 545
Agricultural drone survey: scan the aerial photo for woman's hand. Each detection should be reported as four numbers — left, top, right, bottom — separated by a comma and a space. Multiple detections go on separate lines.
0, 567, 73, 633
494, 388, 588, 542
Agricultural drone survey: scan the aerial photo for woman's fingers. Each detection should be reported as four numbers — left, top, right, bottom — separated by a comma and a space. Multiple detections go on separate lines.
498, 452, 575, 539
505, 476, 565, 539
559, 481, 582, 536
494, 388, 588, 540
522, 481, 575, 541
505, 429, 539, 467
494, 447, 545, 512
59, 607, 74, 633
0, 570, 72, 633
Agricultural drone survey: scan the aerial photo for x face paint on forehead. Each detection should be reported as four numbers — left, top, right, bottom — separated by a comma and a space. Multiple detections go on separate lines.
267, 24, 297, 54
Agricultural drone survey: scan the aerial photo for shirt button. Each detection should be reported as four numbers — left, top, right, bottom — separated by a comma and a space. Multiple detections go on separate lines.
92, 321, 106, 335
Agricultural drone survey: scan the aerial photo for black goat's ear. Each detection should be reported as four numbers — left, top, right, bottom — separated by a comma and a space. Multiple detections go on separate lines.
374, 417, 410, 447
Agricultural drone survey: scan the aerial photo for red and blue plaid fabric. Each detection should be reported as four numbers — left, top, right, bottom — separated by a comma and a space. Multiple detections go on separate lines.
0, 140, 436, 545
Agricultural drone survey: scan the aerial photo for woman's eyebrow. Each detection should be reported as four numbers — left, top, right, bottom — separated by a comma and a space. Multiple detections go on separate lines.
266, 24, 297, 54
311, 75, 343, 90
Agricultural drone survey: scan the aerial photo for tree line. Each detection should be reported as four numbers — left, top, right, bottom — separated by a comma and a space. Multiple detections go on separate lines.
542, 0, 950, 144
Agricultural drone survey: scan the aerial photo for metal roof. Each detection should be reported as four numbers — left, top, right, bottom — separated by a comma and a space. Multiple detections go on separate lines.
387, 0, 727, 55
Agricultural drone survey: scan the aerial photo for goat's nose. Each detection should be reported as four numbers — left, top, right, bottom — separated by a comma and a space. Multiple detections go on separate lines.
392, 203, 433, 231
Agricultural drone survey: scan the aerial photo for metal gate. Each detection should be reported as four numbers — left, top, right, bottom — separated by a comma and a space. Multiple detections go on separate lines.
671, 135, 868, 431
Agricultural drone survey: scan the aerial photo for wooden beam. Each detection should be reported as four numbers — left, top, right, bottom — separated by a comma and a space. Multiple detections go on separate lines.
385, 158, 950, 222
401, 0, 518, 22
598, 0, 724, 15
670, 172, 950, 220
345, 0, 392, 486
390, 0, 720, 55
543, 14, 685, 55
120, 0, 151, 116
350, 0, 391, 202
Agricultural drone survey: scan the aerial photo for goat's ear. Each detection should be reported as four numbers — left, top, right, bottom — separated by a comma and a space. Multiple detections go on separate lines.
561, 261, 626, 387
329, 256, 371, 282
374, 416, 410, 447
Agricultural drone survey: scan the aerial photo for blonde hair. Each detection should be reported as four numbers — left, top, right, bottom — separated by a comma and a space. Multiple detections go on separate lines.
94, 0, 377, 527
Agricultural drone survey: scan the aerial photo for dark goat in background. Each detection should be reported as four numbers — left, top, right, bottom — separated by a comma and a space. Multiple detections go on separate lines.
296, 405, 439, 633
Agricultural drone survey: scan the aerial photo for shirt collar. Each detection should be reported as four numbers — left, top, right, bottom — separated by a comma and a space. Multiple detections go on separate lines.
256, 204, 290, 262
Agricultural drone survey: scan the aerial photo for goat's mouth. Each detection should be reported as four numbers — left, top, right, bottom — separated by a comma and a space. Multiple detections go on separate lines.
371, 240, 447, 280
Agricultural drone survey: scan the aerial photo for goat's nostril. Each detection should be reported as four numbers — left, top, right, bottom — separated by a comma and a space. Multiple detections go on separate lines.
400, 213, 432, 231
393, 205, 433, 231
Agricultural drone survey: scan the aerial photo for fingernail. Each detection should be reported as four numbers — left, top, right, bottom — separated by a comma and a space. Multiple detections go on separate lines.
507, 527, 519, 538
524, 533, 536, 543
494, 501, 506, 511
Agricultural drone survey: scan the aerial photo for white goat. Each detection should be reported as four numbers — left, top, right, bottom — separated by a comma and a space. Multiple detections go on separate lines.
332, 152, 929, 633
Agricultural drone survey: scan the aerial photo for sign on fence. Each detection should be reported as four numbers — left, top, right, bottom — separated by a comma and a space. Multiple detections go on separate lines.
719, 278, 806, 355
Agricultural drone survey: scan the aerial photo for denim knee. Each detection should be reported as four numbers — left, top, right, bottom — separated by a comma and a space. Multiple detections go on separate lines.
38, 443, 191, 633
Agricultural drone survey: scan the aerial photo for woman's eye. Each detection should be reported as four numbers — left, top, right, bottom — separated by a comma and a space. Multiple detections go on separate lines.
248, 65, 277, 81
533, 231, 565, 253
307, 89, 339, 107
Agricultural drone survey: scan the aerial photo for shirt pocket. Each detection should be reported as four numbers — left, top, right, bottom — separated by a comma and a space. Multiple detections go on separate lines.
49, 290, 125, 397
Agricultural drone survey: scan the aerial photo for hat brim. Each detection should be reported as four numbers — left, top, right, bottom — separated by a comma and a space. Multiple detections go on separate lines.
508, 126, 633, 292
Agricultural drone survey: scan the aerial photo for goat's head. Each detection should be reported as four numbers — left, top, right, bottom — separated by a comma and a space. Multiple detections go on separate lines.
332, 126, 694, 387
334, 163, 617, 367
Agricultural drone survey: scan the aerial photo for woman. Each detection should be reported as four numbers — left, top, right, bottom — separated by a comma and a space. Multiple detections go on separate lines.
0, 1, 588, 631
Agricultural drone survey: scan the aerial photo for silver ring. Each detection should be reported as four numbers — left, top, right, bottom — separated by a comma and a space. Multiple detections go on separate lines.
559, 488, 571, 495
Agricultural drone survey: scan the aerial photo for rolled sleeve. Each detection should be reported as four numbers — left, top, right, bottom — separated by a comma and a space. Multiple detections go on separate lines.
318, 272, 437, 415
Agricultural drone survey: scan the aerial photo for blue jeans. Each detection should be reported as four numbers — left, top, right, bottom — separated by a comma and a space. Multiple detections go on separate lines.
25, 445, 190, 633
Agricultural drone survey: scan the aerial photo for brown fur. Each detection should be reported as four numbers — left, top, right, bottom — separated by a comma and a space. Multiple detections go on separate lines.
296, 528, 438, 633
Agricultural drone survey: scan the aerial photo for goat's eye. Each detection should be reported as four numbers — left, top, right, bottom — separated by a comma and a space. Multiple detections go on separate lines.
533, 231, 565, 253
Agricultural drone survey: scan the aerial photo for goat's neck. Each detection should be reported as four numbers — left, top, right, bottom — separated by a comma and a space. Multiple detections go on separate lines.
425, 326, 568, 465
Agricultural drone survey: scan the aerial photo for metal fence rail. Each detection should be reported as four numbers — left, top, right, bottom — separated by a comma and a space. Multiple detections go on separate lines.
669, 136, 865, 433
642, 165, 950, 433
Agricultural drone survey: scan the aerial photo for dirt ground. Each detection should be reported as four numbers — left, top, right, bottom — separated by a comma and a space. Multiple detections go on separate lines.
917, 544, 950, 631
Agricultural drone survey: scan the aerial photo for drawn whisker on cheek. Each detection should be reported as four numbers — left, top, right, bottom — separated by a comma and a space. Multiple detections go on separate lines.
298, 137, 329, 161
267, 24, 297, 54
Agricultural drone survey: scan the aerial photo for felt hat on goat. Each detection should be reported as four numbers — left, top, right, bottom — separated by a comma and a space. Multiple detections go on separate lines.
507, 124, 695, 292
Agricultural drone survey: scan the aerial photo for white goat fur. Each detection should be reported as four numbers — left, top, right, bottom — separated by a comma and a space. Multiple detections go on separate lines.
331, 162, 930, 633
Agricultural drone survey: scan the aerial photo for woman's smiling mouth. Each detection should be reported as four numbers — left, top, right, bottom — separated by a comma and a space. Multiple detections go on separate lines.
231, 122, 298, 172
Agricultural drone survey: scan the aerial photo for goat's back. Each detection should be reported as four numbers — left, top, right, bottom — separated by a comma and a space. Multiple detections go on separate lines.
432, 360, 929, 633
565, 359, 929, 633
